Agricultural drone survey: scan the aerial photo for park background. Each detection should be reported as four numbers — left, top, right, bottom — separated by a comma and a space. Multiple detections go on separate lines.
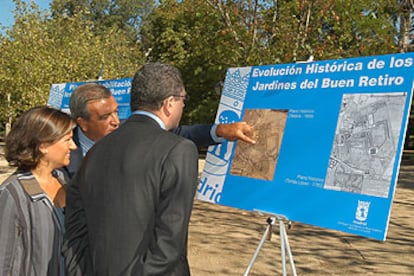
0, 1, 413, 274
1, 0, 414, 141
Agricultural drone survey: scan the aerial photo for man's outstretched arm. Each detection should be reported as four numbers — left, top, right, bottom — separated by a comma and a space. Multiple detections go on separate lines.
170, 122, 256, 148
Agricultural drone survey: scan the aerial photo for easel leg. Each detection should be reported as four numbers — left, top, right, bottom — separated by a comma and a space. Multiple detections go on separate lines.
244, 217, 275, 276
280, 220, 287, 275
279, 220, 297, 276
244, 216, 297, 276
281, 222, 297, 276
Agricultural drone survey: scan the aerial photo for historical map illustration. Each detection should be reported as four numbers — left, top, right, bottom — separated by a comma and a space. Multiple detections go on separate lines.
324, 93, 407, 198
230, 109, 288, 180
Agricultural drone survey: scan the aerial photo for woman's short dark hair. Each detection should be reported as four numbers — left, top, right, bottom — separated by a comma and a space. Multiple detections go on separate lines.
5, 106, 75, 171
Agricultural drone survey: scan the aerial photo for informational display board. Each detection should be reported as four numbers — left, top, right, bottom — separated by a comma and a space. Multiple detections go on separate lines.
196, 53, 414, 241
47, 78, 132, 119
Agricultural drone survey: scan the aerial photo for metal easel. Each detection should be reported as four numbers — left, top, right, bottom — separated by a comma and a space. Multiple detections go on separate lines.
244, 212, 297, 276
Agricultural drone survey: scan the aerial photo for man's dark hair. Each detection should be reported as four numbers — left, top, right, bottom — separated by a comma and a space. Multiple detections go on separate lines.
130, 62, 185, 112
69, 83, 112, 120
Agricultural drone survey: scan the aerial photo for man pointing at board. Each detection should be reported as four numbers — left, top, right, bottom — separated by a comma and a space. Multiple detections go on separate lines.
64, 62, 219, 275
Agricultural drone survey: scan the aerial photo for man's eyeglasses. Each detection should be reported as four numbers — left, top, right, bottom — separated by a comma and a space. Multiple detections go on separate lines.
174, 95, 190, 103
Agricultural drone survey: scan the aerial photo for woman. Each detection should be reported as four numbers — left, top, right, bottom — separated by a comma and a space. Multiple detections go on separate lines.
0, 106, 77, 275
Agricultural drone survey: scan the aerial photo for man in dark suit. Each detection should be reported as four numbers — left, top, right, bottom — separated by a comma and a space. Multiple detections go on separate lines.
64, 63, 204, 275
64, 83, 256, 178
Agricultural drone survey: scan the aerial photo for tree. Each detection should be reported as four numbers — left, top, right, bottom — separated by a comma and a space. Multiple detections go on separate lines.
140, 0, 402, 124
397, 0, 414, 52
50, 0, 156, 41
0, 0, 51, 123
0, 0, 144, 130
1, 0, 411, 130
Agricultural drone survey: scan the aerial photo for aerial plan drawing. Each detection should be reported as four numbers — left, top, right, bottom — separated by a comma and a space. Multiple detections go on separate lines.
324, 93, 407, 198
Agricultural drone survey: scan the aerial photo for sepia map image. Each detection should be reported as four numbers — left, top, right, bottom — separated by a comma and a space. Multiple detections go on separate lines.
324, 93, 407, 198
230, 109, 288, 180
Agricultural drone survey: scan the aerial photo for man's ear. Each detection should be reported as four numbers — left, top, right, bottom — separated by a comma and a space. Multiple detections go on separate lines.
77, 117, 88, 132
162, 96, 174, 117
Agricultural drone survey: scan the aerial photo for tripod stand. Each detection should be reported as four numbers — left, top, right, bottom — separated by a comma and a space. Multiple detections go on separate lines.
244, 213, 297, 276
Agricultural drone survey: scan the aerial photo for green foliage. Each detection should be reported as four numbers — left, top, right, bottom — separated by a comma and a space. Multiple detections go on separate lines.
50, 0, 156, 40
0, 0, 144, 128
0, 0, 412, 130
0, 0, 50, 120
140, 0, 403, 124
